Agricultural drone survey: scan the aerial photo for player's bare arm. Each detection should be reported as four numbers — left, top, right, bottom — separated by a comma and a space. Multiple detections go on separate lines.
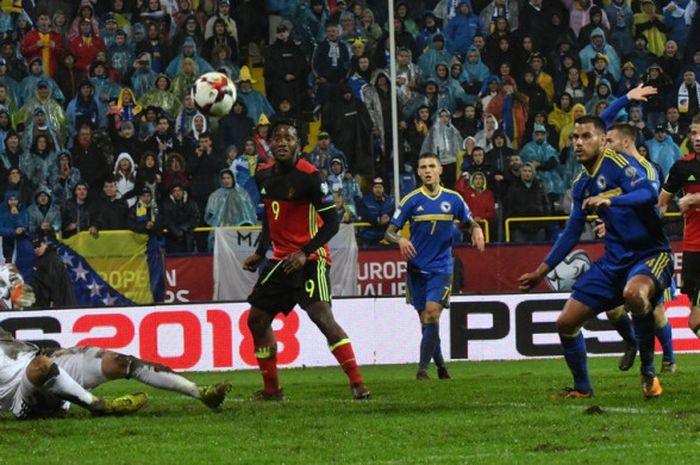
678, 192, 700, 212
518, 263, 551, 291
658, 189, 673, 213
385, 224, 416, 260
244, 213, 271, 272
468, 219, 485, 251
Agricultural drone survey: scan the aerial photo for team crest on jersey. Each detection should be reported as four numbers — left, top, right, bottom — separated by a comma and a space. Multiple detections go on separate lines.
288, 187, 296, 199
624, 166, 637, 178
440, 201, 451, 213
596, 175, 607, 190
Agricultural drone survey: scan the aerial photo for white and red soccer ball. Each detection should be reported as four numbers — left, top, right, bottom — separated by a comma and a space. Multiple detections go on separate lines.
191, 72, 237, 118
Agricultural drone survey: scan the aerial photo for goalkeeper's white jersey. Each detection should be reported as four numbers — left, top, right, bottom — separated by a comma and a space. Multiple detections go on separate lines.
0, 331, 40, 411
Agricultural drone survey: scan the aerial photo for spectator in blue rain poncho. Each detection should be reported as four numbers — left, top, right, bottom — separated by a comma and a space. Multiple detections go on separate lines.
647, 124, 682, 179
417, 34, 452, 79
204, 168, 257, 250
165, 37, 214, 78
519, 124, 566, 201
18, 58, 64, 107
444, 0, 483, 59
325, 156, 361, 217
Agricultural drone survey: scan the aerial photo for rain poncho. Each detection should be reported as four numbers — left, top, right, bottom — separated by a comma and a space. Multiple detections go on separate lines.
27, 186, 61, 233
519, 124, 566, 195
204, 169, 258, 249
139, 74, 183, 119
165, 37, 214, 77
579, 28, 622, 81
420, 109, 463, 165
647, 133, 682, 180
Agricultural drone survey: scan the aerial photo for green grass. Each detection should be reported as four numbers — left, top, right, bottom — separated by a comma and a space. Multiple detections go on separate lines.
4, 355, 700, 465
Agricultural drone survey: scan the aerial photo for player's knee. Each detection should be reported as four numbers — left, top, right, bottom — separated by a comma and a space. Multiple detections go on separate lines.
26, 356, 58, 386
555, 317, 577, 336
623, 286, 648, 315
102, 352, 132, 379
606, 307, 625, 322
247, 309, 268, 335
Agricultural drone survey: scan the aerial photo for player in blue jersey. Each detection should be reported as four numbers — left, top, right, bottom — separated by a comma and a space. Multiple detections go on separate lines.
385, 152, 485, 380
519, 116, 673, 399
603, 123, 676, 373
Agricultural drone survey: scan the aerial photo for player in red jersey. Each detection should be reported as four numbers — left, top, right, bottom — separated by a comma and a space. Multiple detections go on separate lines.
243, 121, 370, 401
659, 114, 700, 336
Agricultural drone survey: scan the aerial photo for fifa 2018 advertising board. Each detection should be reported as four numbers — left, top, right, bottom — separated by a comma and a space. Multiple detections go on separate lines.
2, 293, 696, 372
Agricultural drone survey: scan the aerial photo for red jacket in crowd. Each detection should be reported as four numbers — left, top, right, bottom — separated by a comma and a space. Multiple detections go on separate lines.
20, 30, 64, 76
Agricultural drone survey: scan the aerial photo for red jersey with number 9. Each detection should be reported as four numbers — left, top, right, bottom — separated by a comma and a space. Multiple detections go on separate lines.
663, 153, 700, 251
255, 159, 334, 264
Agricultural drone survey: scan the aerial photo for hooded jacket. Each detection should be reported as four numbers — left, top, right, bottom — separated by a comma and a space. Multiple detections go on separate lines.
444, 0, 483, 57
114, 152, 137, 207
27, 186, 61, 233
579, 27, 621, 81
165, 36, 214, 78
647, 133, 682, 180
420, 109, 463, 165
519, 125, 566, 195
0, 190, 28, 238
455, 172, 495, 221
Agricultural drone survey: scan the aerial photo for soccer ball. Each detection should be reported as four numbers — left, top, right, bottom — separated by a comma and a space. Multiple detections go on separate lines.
544, 249, 592, 292
191, 72, 236, 118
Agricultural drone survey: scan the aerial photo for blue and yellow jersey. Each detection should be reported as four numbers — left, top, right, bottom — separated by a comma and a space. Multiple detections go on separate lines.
545, 149, 670, 268
391, 186, 472, 274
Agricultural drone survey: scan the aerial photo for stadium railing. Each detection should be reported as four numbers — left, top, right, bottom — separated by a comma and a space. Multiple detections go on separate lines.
504, 212, 682, 242
189, 218, 491, 243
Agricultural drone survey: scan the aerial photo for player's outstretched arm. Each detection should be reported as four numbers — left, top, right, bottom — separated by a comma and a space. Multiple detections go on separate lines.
518, 262, 550, 291
385, 224, 416, 260
626, 83, 658, 102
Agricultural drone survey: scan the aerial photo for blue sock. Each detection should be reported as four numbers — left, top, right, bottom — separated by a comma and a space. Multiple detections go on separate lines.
632, 311, 656, 375
419, 323, 439, 373
433, 335, 445, 368
655, 319, 675, 364
610, 313, 638, 348
559, 332, 592, 393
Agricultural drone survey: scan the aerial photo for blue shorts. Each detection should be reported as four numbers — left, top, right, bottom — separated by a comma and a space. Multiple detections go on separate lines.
655, 279, 677, 306
406, 268, 452, 312
572, 251, 673, 314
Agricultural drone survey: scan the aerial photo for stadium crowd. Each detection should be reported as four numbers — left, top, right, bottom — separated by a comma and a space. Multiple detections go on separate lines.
0, 0, 698, 255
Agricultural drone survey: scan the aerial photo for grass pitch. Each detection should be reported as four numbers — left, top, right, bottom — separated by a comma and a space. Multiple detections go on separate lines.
3, 355, 700, 465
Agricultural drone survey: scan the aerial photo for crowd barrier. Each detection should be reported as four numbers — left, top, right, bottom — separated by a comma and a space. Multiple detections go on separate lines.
3, 293, 695, 372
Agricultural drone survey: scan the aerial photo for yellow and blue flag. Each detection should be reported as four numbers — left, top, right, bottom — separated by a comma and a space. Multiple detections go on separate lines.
56, 231, 164, 306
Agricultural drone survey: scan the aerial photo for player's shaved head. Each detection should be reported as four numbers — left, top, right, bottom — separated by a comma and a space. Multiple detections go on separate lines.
418, 152, 441, 164
610, 123, 636, 142
605, 123, 637, 153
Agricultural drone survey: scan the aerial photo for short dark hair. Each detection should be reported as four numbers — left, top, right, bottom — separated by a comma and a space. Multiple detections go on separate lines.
472, 146, 485, 155
692, 114, 700, 126
271, 118, 298, 136
610, 123, 637, 142
574, 115, 606, 134
199, 131, 212, 140
418, 152, 440, 163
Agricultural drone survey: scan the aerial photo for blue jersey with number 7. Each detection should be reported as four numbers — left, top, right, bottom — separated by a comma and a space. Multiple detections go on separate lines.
390, 186, 473, 274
